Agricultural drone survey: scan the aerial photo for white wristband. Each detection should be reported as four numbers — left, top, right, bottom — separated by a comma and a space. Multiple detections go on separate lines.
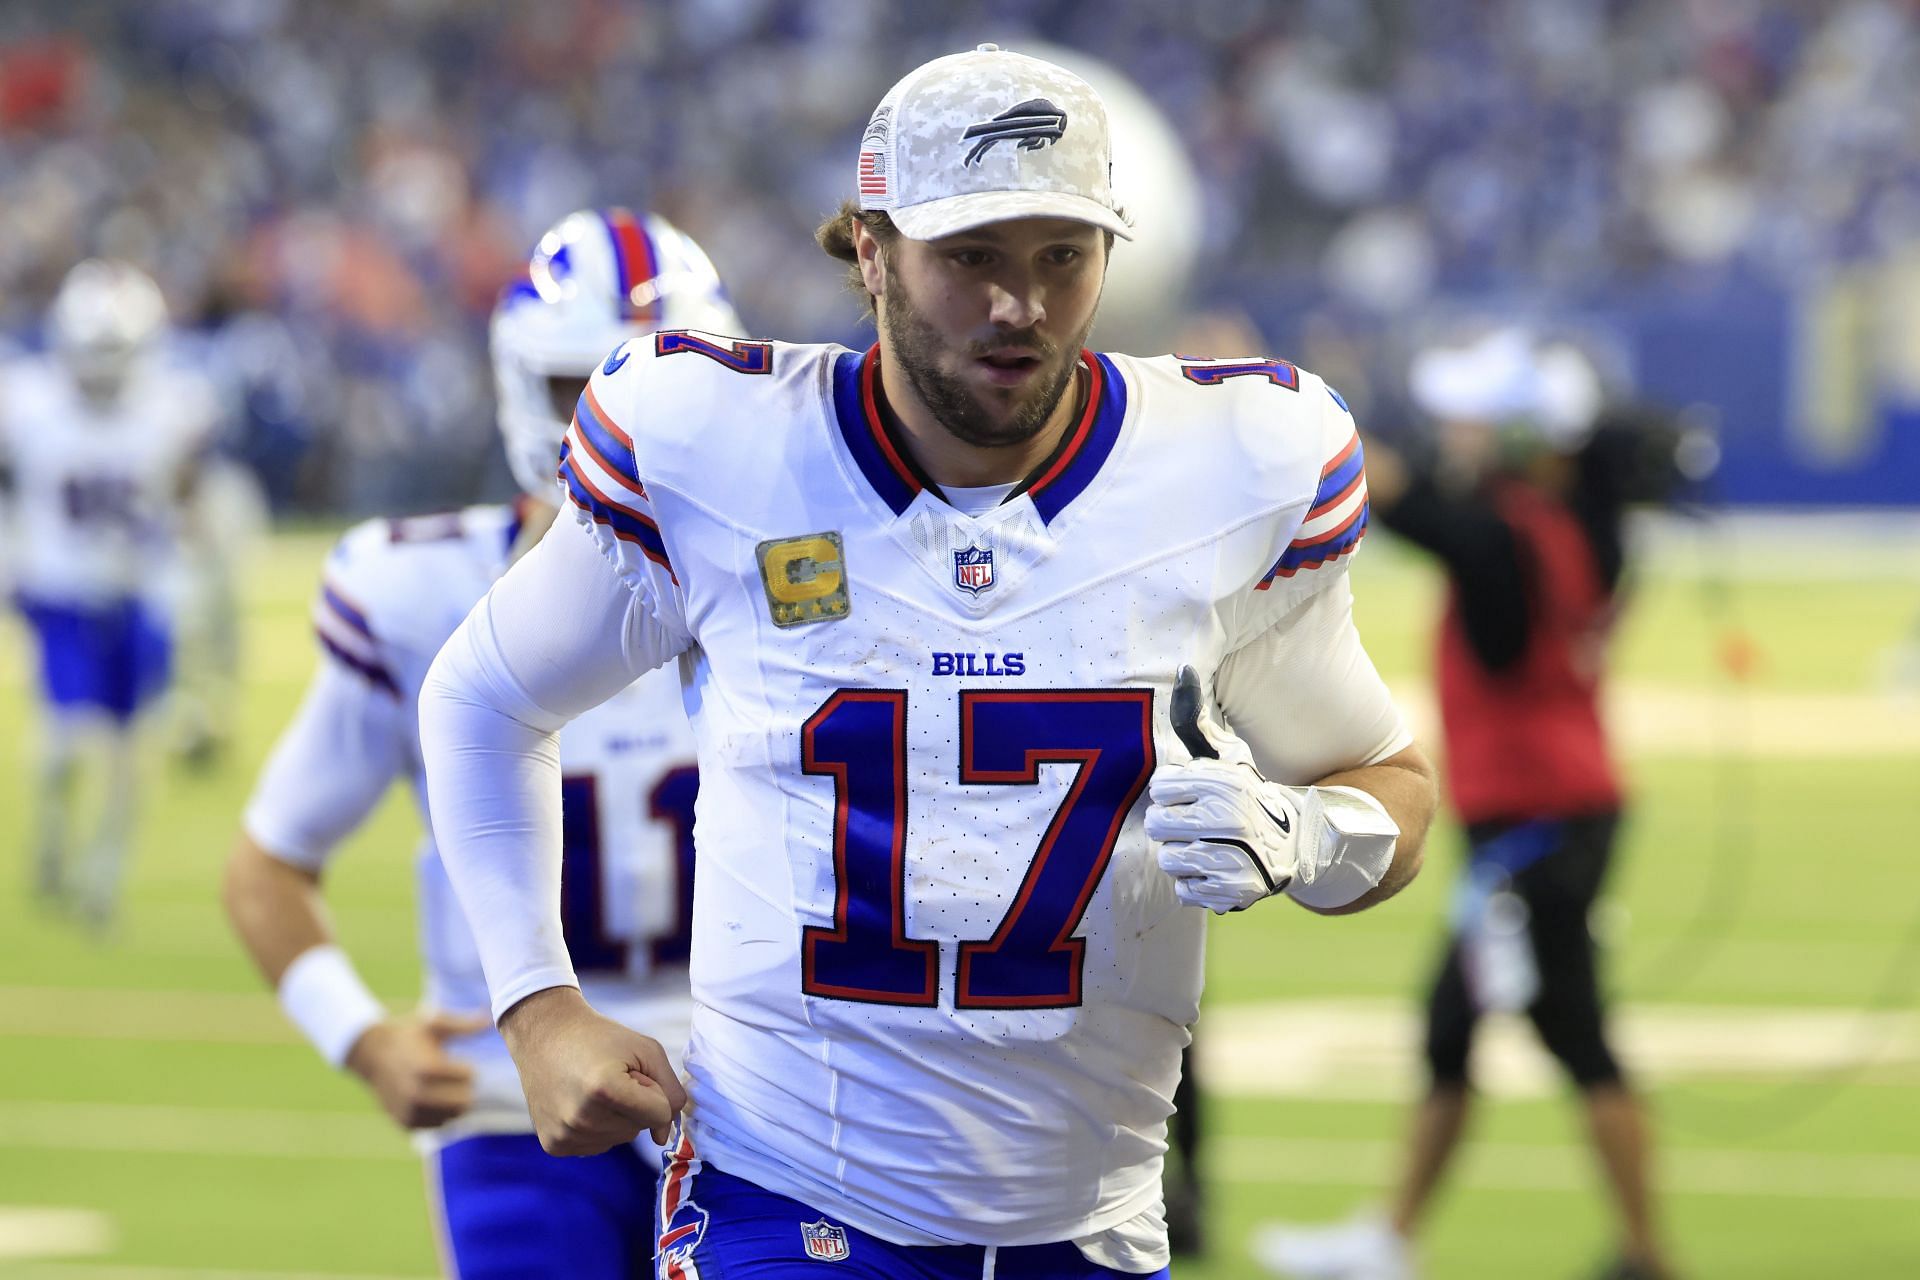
1284, 785, 1400, 910
277, 944, 386, 1068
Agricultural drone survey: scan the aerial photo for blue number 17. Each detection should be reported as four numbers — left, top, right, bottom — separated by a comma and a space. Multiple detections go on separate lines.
799, 689, 1155, 1010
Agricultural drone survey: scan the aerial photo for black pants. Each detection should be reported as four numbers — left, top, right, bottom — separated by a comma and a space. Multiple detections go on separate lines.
1424, 812, 1624, 1090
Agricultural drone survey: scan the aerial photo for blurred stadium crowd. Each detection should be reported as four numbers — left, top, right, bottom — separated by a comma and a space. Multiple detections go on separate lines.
1, 0, 1915, 513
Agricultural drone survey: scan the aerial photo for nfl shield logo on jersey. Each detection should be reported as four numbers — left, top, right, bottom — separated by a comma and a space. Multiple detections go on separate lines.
953, 544, 995, 596
800, 1218, 851, 1262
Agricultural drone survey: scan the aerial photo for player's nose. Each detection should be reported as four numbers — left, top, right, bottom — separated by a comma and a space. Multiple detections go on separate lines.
985, 278, 1044, 330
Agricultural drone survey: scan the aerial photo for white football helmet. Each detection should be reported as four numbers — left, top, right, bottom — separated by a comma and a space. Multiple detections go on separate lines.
49, 259, 169, 400
490, 208, 742, 499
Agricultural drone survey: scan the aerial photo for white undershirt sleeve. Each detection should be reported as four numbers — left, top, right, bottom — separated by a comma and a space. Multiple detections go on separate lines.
242, 659, 411, 871
1213, 569, 1414, 787
418, 511, 688, 1021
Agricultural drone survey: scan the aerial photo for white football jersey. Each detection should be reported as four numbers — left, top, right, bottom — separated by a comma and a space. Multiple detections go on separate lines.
0, 354, 220, 605
550, 333, 1397, 1256
242, 505, 698, 1140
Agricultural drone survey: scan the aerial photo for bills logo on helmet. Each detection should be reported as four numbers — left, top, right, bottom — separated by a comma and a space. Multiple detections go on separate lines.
962, 98, 1068, 166
800, 1219, 850, 1262
952, 544, 995, 595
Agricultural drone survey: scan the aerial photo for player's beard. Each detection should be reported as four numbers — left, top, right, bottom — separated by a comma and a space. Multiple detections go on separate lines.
881, 258, 1095, 450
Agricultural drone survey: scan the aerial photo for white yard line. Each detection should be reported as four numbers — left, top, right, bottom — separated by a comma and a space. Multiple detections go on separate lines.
0, 1101, 406, 1162
5, 1098, 1914, 1207
1203, 999, 1920, 1101
1216, 1135, 1920, 1201
0, 1207, 114, 1260
0, 986, 300, 1046
1385, 681, 1920, 758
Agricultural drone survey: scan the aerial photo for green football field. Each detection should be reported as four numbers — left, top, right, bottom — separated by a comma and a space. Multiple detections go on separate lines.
2, 523, 1916, 1279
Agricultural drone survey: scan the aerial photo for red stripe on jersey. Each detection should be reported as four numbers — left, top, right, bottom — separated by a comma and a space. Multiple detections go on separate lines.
566, 420, 635, 497
1022, 351, 1103, 499
1306, 469, 1366, 521
566, 442, 658, 532
580, 383, 636, 456
1321, 431, 1360, 479
859, 346, 923, 497
1292, 496, 1369, 549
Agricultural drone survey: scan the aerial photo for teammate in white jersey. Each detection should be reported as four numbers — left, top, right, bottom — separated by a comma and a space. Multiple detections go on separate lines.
421, 46, 1439, 1278
223, 210, 740, 1277
1, 260, 221, 927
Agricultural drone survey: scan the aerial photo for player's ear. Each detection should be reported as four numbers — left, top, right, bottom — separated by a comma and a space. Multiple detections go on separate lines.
853, 220, 887, 302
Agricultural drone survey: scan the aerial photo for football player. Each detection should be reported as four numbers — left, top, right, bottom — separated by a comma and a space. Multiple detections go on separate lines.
222, 210, 739, 1277
2, 260, 221, 928
421, 46, 1439, 1279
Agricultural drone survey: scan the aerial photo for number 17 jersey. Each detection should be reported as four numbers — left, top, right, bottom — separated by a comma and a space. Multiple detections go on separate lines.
554, 333, 1403, 1263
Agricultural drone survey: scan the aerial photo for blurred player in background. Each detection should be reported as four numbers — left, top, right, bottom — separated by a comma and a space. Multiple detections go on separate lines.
0, 260, 221, 930
164, 453, 270, 769
420, 45, 1435, 1278
1259, 328, 1684, 1280
222, 210, 740, 1278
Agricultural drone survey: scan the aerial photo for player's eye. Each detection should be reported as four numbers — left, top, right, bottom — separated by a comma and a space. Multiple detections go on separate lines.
1044, 246, 1084, 268
547, 374, 590, 421
949, 249, 992, 268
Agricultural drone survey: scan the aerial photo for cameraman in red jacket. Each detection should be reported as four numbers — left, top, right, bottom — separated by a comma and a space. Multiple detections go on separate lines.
1260, 328, 1684, 1280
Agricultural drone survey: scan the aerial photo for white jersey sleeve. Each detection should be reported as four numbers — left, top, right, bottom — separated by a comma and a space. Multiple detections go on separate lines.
1208, 374, 1408, 780
1223, 377, 1372, 629
419, 506, 682, 1019
243, 659, 411, 870
1214, 571, 1413, 784
241, 524, 428, 869
553, 342, 694, 640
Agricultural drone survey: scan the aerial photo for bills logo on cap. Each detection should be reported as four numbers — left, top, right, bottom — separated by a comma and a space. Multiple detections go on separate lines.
953, 544, 995, 595
801, 1219, 851, 1261
962, 98, 1068, 167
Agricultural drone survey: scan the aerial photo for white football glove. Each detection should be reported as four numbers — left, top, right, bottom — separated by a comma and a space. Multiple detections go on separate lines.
1147, 667, 1399, 914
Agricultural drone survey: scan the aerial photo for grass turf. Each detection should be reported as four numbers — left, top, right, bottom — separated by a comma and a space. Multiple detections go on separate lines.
0, 525, 1915, 1277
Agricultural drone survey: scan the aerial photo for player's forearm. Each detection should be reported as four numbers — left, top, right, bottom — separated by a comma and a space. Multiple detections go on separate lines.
418, 615, 579, 1022
496, 983, 593, 1061
1299, 743, 1438, 915
223, 834, 334, 985
224, 833, 387, 1066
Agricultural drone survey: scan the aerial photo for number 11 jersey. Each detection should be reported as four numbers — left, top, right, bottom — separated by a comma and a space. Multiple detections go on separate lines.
242, 506, 699, 1142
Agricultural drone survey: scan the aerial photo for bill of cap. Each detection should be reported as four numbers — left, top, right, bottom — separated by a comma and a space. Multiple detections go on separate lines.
886, 188, 1134, 242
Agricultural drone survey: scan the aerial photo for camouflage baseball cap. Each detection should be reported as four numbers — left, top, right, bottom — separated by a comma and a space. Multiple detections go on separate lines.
855, 44, 1133, 242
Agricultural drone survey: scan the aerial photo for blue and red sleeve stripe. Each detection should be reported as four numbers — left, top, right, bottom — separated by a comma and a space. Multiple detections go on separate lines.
312, 579, 400, 696
557, 384, 676, 581
1258, 429, 1371, 587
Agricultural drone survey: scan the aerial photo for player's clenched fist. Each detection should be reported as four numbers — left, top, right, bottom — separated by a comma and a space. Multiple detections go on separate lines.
498, 986, 687, 1155
1148, 667, 1400, 914
345, 1009, 490, 1130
